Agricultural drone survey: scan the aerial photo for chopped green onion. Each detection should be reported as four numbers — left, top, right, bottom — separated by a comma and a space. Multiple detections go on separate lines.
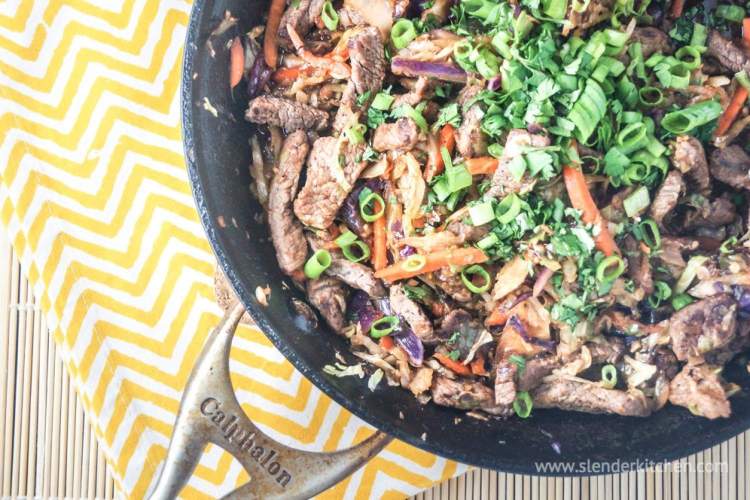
617, 122, 649, 154
720, 236, 738, 254
335, 230, 358, 247
638, 86, 664, 107
568, 79, 606, 143
648, 280, 672, 307
623, 185, 651, 217
644, 53, 665, 68
645, 136, 667, 158
371, 92, 394, 111
469, 200, 496, 226
476, 48, 500, 79
656, 61, 690, 89
601, 364, 617, 389
304, 249, 332, 279
604, 28, 630, 49
596, 255, 625, 283
345, 123, 366, 144
691, 23, 707, 48
453, 39, 474, 69
359, 189, 385, 222
676, 46, 702, 70
392, 103, 428, 133
460, 265, 491, 294
625, 162, 651, 184
342, 241, 371, 263
321, 1, 339, 31
671, 293, 694, 311
391, 19, 417, 49
661, 100, 723, 134
674, 255, 708, 294
477, 232, 500, 250
370, 316, 399, 338
402, 254, 427, 273
496, 193, 522, 224
716, 4, 745, 22
621, 111, 643, 124
445, 163, 473, 193
513, 391, 533, 418
544, 0, 569, 19
638, 219, 661, 249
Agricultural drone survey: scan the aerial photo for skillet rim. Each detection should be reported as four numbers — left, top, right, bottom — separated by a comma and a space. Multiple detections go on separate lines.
180, 0, 750, 476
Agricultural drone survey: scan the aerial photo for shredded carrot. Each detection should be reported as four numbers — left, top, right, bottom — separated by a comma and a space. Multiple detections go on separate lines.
485, 308, 509, 327
562, 163, 619, 256
374, 247, 488, 282
465, 157, 499, 176
744, 18, 750, 46
715, 85, 748, 137
263, 0, 286, 69
272, 66, 313, 86
380, 335, 394, 350
435, 353, 472, 375
470, 354, 488, 376
424, 124, 455, 181
372, 202, 388, 271
670, 0, 685, 18
230, 37, 244, 89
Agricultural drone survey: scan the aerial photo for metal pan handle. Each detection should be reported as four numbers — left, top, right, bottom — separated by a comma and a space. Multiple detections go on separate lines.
149, 303, 392, 500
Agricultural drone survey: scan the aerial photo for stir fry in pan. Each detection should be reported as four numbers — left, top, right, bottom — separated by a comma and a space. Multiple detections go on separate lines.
226, 0, 750, 419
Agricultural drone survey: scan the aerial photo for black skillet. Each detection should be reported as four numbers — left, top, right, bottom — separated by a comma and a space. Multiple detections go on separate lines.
182, 0, 750, 475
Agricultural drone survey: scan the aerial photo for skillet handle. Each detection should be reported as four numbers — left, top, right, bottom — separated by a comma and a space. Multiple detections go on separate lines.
148, 303, 392, 500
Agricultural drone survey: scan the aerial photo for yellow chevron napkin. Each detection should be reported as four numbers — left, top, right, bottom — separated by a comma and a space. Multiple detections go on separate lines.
0, 1, 467, 498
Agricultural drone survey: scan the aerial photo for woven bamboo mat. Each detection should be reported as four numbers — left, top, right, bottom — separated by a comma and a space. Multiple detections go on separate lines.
1, 226, 749, 500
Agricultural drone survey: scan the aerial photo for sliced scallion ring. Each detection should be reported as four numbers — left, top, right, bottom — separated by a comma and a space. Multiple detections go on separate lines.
391, 19, 417, 49
341, 240, 371, 263
370, 315, 400, 338
638, 86, 664, 107
345, 123, 366, 144
513, 391, 533, 418
359, 189, 385, 222
638, 219, 661, 249
596, 255, 625, 283
460, 265, 491, 294
335, 230, 358, 247
676, 46, 702, 70
648, 280, 673, 308
671, 293, 694, 311
321, 0, 339, 31
601, 364, 617, 389
304, 249, 332, 279
402, 254, 427, 273
496, 193, 521, 224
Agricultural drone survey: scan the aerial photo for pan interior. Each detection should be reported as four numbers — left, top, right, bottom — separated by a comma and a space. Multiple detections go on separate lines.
182, 0, 750, 474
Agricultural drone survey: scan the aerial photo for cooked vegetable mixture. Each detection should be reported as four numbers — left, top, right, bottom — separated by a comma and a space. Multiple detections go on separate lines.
229, 0, 750, 419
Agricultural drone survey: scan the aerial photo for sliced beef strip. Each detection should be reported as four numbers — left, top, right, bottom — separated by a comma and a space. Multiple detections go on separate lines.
333, 27, 386, 131
685, 196, 737, 228
372, 117, 420, 152
495, 360, 517, 408
437, 309, 473, 337
390, 284, 437, 343
293, 137, 367, 229
649, 170, 685, 227
269, 131, 310, 275
516, 354, 559, 392
487, 129, 550, 198
532, 378, 652, 416
710, 146, 750, 191
669, 294, 738, 362
668, 364, 731, 419
392, 77, 436, 108
622, 234, 653, 295
707, 30, 750, 73
246, 96, 329, 133
587, 337, 627, 365
655, 236, 699, 279
631, 27, 673, 58
348, 27, 386, 96
600, 187, 632, 223
307, 277, 348, 333
431, 375, 512, 416
327, 259, 385, 297
455, 84, 488, 158
671, 135, 711, 195
446, 219, 490, 243
277, 0, 326, 50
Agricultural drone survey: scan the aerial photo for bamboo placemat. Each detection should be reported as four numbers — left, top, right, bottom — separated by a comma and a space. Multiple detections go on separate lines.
2, 226, 749, 499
